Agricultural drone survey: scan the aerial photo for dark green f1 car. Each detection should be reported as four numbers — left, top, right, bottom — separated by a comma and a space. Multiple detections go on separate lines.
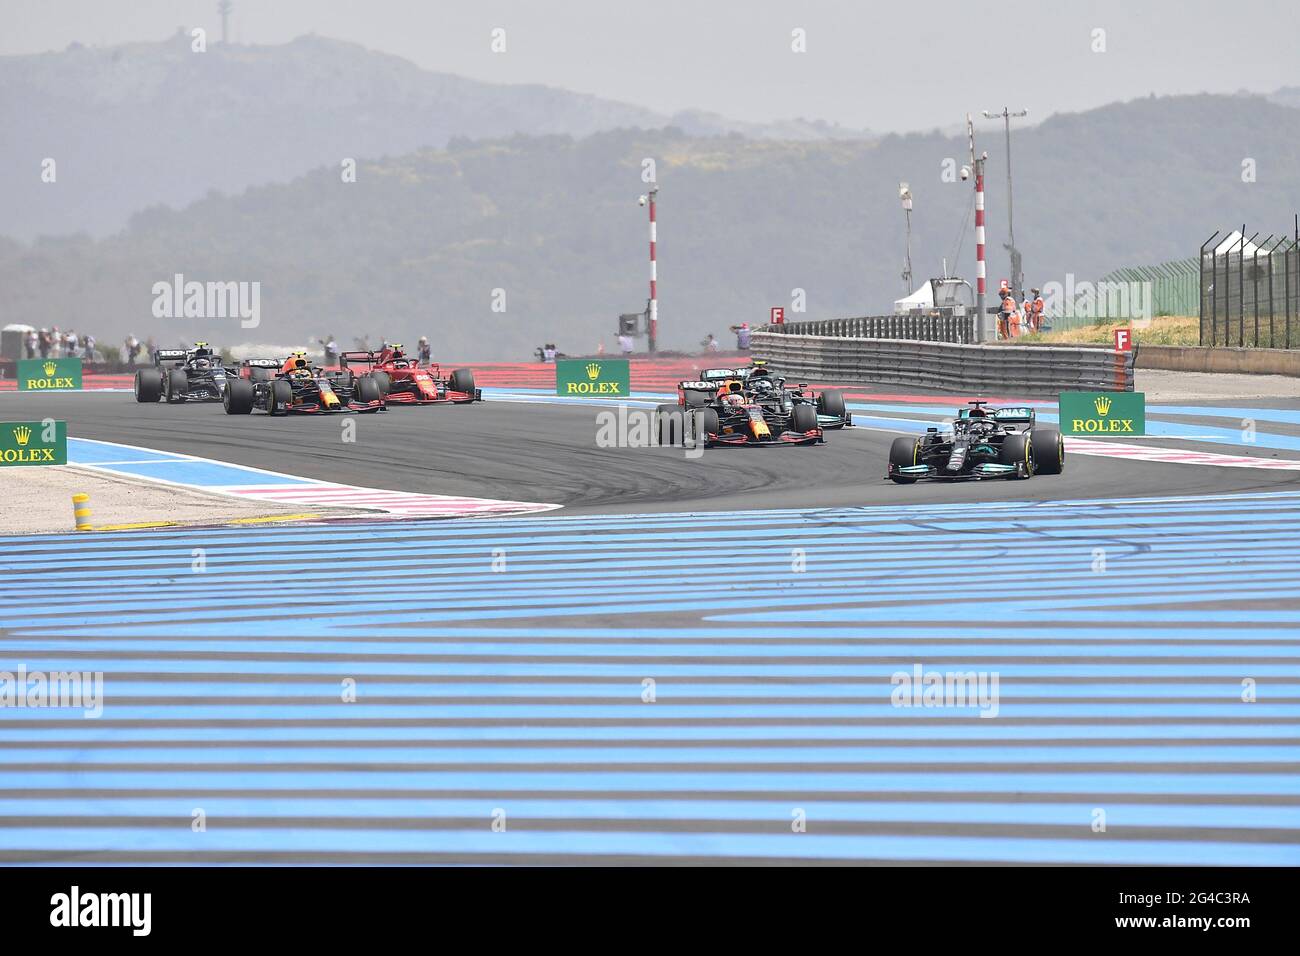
887, 401, 1064, 483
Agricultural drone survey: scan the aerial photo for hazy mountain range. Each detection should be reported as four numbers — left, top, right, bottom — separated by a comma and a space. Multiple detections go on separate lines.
1268, 86, 1300, 109
0, 33, 872, 240
2, 36, 1298, 360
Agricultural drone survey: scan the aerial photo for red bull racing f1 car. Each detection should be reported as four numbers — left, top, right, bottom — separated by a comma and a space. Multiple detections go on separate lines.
223, 353, 385, 416
655, 363, 843, 447
887, 401, 1064, 482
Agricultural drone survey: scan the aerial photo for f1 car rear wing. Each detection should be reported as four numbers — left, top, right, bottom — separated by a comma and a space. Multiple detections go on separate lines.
956, 405, 1036, 424
341, 349, 419, 370
339, 350, 379, 371
153, 349, 188, 366
991, 406, 1036, 424
680, 379, 749, 396
240, 358, 283, 373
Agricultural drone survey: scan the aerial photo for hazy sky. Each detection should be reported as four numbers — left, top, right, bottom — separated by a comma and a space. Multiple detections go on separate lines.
5, 0, 1298, 132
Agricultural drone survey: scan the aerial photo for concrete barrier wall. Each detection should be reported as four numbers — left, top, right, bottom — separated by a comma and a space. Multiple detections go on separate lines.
1137, 345, 1300, 376
752, 332, 1135, 395
1004, 341, 1300, 377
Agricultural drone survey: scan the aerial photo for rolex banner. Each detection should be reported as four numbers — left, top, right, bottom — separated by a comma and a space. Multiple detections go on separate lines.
1058, 391, 1146, 436
0, 420, 68, 466
555, 359, 630, 397
17, 358, 83, 391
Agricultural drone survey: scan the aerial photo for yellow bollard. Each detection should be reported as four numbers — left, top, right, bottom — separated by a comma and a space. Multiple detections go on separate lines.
72, 492, 93, 531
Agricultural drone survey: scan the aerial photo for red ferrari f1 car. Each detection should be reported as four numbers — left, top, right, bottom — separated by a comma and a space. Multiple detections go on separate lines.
338, 346, 480, 406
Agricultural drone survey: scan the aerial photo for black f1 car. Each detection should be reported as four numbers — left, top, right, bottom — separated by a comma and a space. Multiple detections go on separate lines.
887, 401, 1064, 482
134, 342, 229, 403
223, 352, 385, 416
656, 364, 836, 447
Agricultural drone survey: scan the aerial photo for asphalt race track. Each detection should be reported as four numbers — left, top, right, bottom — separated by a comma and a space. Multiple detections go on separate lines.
3, 387, 1300, 864
9, 390, 1300, 512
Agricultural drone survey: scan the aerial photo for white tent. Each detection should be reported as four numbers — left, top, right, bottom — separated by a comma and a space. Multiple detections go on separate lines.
1, 324, 37, 361
893, 283, 934, 313
1212, 231, 1272, 257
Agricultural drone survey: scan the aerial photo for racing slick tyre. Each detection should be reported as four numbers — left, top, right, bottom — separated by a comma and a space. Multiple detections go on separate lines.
689, 406, 720, 444
889, 436, 921, 483
791, 403, 818, 433
370, 370, 392, 397
266, 379, 293, 416
223, 377, 254, 415
134, 368, 163, 403
818, 389, 847, 421
354, 374, 382, 404
449, 368, 476, 396
655, 403, 686, 446
999, 432, 1034, 477
1030, 426, 1064, 475
165, 368, 188, 403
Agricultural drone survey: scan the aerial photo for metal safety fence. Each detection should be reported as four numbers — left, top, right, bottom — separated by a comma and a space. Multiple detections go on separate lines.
1044, 259, 1199, 333
764, 314, 978, 344
752, 331, 1134, 395
1200, 219, 1300, 348
1104, 260, 1199, 317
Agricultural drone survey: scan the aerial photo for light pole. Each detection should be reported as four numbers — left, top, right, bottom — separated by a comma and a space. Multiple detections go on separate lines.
899, 182, 914, 294
983, 107, 1027, 298
638, 183, 659, 354
218, 0, 232, 44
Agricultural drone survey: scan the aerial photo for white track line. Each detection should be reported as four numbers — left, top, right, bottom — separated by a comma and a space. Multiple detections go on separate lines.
1065, 437, 1300, 470
68, 437, 560, 519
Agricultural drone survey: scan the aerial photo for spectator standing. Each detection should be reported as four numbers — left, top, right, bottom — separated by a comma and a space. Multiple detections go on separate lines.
83, 333, 96, 360
417, 336, 431, 364
544, 343, 557, 363
38, 329, 51, 359
65, 330, 79, 357
617, 333, 633, 356
25, 329, 37, 358
319, 335, 340, 366
729, 322, 751, 350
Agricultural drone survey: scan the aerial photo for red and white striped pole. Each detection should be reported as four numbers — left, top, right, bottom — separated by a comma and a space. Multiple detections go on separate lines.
975, 167, 986, 302
968, 114, 990, 341
647, 183, 658, 353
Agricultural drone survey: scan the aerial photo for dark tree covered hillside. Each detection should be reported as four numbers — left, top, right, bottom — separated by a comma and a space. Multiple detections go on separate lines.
2, 94, 1297, 359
